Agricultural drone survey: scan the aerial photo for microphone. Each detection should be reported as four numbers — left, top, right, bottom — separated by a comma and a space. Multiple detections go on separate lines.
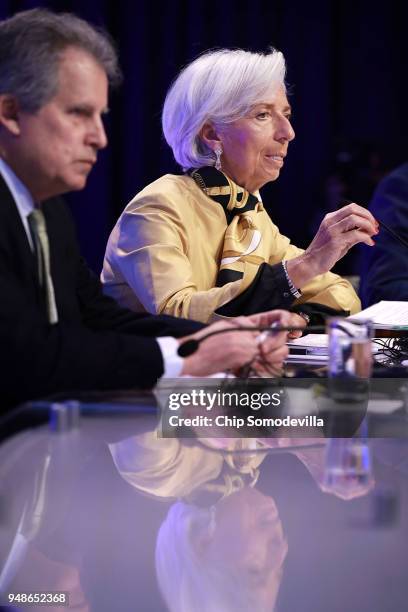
177, 324, 325, 357
178, 339, 200, 357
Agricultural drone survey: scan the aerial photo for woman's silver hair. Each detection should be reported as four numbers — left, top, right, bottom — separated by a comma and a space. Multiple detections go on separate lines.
0, 8, 121, 113
155, 502, 270, 612
162, 48, 286, 171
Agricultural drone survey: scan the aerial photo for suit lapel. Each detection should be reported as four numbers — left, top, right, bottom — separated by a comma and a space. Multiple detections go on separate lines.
0, 174, 43, 293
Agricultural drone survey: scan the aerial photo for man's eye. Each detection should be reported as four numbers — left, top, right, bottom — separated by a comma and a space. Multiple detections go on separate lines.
69, 108, 90, 117
256, 112, 269, 120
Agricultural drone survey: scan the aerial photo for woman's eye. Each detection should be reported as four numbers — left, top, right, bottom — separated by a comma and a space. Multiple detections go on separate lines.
256, 112, 269, 120
246, 566, 267, 586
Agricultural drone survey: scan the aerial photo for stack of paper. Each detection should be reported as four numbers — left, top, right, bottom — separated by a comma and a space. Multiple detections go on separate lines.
287, 334, 330, 355
348, 301, 408, 330
286, 334, 382, 365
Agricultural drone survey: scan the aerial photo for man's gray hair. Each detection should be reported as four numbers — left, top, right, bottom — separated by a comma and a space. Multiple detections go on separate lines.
0, 8, 121, 113
162, 48, 287, 171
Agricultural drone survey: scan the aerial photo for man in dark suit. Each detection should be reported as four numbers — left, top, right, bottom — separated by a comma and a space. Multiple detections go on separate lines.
359, 162, 408, 307
0, 9, 291, 409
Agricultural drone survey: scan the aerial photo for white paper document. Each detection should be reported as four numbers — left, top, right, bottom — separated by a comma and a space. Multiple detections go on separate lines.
287, 334, 330, 355
348, 301, 408, 329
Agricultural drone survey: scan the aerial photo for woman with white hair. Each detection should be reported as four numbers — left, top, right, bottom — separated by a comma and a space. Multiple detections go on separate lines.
155, 489, 287, 612
109, 431, 288, 612
102, 48, 377, 324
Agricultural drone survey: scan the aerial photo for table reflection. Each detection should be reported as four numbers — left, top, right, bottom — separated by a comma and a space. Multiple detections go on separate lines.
0, 411, 407, 612
110, 428, 376, 611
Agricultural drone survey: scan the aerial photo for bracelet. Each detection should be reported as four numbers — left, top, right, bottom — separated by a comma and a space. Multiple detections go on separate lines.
282, 260, 301, 299
296, 311, 310, 325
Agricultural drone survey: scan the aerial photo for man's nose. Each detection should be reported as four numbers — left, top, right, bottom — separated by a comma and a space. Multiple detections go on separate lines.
87, 116, 108, 150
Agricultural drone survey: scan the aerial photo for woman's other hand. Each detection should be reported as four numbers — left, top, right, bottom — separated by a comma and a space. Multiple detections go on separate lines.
286, 203, 378, 288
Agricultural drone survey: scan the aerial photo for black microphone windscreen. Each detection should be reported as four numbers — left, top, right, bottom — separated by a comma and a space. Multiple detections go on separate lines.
177, 339, 200, 357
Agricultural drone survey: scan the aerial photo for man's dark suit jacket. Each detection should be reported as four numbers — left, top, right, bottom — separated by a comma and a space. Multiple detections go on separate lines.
359, 162, 408, 307
0, 175, 203, 408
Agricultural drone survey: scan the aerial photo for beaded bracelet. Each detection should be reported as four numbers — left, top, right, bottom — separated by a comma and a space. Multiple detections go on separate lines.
282, 260, 301, 299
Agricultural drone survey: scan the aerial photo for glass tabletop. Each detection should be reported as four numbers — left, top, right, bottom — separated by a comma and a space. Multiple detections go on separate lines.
0, 394, 407, 612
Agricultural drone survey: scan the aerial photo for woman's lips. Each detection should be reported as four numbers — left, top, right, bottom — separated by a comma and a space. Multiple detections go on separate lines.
265, 155, 284, 167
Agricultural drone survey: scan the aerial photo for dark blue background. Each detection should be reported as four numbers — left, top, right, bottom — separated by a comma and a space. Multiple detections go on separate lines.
1, 0, 407, 273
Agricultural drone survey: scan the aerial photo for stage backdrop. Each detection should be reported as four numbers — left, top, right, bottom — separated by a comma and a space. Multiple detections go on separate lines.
1, 0, 407, 273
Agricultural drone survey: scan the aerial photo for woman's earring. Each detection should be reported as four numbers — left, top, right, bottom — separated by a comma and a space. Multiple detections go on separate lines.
214, 146, 223, 171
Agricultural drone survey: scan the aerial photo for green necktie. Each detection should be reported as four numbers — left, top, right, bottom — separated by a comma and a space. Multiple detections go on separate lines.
27, 209, 59, 325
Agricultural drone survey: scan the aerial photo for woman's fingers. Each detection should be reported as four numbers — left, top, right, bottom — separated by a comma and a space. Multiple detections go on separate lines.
327, 202, 377, 228
330, 213, 377, 238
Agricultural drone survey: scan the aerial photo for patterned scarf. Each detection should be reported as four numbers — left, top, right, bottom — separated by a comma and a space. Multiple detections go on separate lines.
190, 166, 266, 290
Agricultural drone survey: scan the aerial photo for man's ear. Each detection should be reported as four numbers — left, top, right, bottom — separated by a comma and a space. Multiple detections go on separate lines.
199, 122, 222, 152
0, 95, 21, 136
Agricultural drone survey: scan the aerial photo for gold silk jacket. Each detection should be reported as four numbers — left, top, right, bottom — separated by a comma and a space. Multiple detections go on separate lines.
102, 173, 360, 323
